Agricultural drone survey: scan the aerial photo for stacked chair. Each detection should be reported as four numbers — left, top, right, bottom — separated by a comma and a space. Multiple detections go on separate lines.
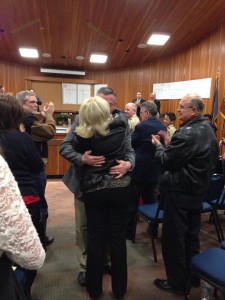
201, 174, 224, 243
184, 245, 225, 299
185, 173, 225, 299
133, 174, 225, 264
132, 198, 164, 263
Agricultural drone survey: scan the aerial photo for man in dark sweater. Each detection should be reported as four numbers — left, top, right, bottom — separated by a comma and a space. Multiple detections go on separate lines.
16, 90, 56, 247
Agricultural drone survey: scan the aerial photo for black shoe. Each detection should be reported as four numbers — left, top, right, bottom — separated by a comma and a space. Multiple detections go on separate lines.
78, 271, 87, 287
45, 235, 54, 246
191, 278, 200, 287
104, 265, 112, 275
126, 233, 134, 241
153, 279, 185, 295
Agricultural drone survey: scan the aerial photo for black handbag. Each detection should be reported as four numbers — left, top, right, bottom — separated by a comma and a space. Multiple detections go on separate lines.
0, 254, 29, 300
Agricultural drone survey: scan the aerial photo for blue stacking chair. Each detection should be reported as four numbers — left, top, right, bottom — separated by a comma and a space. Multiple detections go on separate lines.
133, 202, 164, 263
210, 187, 225, 221
221, 240, 225, 250
184, 248, 225, 300
201, 174, 225, 243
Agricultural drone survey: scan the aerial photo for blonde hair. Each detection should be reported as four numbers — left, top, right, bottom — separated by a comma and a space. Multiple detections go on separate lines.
75, 96, 112, 138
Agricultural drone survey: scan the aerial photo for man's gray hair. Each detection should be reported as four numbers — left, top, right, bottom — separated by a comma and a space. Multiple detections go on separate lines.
16, 90, 35, 103
150, 92, 156, 98
186, 93, 204, 113
140, 100, 158, 116
97, 87, 116, 97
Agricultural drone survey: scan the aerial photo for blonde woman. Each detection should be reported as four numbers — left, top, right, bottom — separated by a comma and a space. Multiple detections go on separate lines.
73, 96, 133, 300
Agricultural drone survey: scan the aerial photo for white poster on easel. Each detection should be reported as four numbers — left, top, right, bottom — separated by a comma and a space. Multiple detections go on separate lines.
153, 78, 212, 100
62, 83, 77, 104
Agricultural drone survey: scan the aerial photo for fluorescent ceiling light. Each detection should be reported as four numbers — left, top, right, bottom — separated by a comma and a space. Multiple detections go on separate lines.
19, 48, 39, 58
147, 34, 170, 46
40, 67, 85, 76
42, 52, 51, 58
90, 54, 108, 63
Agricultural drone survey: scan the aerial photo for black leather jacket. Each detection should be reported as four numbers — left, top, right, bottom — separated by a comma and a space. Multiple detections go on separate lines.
73, 114, 127, 191
155, 115, 219, 195
59, 112, 135, 198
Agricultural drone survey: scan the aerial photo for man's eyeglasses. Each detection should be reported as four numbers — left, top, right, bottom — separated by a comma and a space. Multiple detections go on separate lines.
177, 105, 193, 110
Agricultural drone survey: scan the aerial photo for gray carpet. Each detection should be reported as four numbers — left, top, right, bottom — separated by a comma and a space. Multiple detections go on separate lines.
32, 179, 224, 300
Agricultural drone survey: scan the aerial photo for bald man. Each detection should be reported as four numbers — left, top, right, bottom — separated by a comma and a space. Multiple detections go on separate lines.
124, 102, 140, 133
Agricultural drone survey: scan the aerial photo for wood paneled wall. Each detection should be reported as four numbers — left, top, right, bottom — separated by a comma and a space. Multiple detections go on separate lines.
85, 24, 225, 139
1, 23, 225, 139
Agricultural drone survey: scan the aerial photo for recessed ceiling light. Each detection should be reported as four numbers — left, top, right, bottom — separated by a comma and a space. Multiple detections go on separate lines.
19, 48, 39, 58
147, 34, 170, 46
138, 44, 147, 48
42, 53, 51, 58
76, 56, 84, 61
90, 54, 108, 63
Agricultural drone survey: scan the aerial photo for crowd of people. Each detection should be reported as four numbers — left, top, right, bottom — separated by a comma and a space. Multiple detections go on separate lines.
0, 90, 55, 299
60, 87, 219, 299
0, 85, 220, 300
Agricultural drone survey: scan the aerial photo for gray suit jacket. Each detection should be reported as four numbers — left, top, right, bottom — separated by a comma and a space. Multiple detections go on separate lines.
60, 116, 83, 198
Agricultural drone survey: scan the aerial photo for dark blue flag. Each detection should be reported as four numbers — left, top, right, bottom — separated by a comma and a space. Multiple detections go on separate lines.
212, 74, 219, 128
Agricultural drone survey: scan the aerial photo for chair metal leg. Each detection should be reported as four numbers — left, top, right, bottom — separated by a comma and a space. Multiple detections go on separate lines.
216, 211, 225, 241
211, 208, 224, 242
149, 223, 158, 263
132, 213, 138, 243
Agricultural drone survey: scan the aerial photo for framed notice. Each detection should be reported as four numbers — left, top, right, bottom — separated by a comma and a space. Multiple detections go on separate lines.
62, 83, 91, 104
77, 84, 91, 104
62, 83, 77, 104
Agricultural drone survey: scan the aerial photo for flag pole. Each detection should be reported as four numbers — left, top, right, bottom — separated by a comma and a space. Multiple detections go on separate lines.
212, 69, 219, 128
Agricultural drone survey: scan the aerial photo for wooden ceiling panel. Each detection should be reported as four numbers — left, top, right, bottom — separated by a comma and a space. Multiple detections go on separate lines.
0, 0, 225, 72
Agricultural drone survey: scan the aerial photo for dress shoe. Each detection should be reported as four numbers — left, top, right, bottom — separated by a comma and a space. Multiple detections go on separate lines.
191, 278, 200, 287
126, 233, 134, 241
45, 235, 54, 246
153, 279, 185, 295
104, 265, 112, 275
77, 271, 87, 287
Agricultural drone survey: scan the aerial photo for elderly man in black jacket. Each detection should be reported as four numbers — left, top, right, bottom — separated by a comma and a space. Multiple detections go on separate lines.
152, 94, 218, 295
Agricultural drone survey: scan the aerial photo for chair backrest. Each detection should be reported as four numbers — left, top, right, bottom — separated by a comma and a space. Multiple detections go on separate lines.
138, 203, 164, 222
203, 174, 224, 203
215, 188, 225, 209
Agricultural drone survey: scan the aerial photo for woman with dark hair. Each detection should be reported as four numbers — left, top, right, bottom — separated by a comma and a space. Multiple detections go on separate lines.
0, 94, 45, 299
73, 96, 134, 300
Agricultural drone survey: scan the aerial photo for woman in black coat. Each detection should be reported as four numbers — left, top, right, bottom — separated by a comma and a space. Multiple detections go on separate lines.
73, 96, 134, 300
